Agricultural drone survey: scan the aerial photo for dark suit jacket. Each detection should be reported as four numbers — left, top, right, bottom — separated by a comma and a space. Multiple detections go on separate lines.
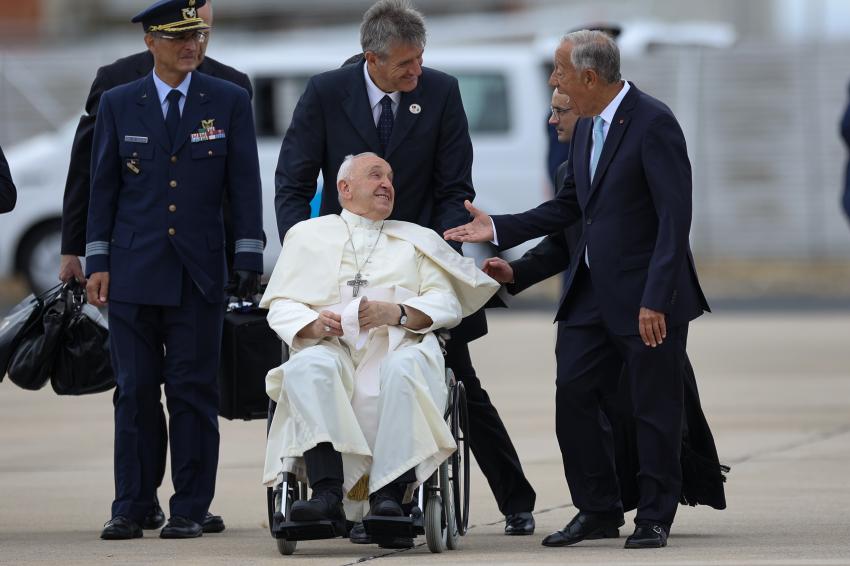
85, 72, 263, 306
842, 81, 850, 224
507, 160, 579, 295
62, 50, 253, 257
275, 60, 490, 341
493, 83, 709, 335
0, 145, 16, 214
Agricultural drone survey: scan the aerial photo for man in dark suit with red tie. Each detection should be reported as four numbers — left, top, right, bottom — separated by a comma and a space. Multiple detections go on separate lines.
445, 29, 710, 549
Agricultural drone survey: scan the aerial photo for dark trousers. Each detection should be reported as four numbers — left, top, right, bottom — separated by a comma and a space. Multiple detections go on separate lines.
555, 264, 686, 527
444, 340, 536, 515
108, 275, 224, 524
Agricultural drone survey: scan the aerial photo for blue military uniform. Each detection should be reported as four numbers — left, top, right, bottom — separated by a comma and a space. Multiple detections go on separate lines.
86, 0, 262, 535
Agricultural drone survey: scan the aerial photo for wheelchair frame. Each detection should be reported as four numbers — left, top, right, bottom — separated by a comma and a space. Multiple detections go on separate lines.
265, 368, 471, 555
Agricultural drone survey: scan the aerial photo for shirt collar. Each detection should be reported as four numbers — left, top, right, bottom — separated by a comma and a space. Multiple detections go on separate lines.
152, 71, 192, 105
362, 61, 401, 111
341, 208, 385, 230
598, 80, 630, 125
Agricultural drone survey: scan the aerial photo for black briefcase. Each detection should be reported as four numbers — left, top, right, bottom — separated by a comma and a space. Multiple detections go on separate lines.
218, 305, 285, 420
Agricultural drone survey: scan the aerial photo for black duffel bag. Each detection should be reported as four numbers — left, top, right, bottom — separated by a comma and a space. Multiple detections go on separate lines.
218, 302, 284, 420
51, 282, 115, 396
6, 284, 67, 390
0, 286, 58, 381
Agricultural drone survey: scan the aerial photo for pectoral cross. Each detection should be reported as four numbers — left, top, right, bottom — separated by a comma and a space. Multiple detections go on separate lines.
347, 272, 368, 297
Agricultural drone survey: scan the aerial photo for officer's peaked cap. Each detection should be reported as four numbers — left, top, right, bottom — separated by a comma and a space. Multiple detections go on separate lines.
131, 0, 210, 33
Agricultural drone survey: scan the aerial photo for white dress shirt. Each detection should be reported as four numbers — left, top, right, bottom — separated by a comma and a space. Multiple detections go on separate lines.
152, 71, 192, 119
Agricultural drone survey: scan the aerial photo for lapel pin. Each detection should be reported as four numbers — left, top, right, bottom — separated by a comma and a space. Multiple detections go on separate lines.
409, 103, 421, 115
619, 119, 624, 124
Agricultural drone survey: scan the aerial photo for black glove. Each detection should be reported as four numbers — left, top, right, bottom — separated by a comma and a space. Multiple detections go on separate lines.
227, 270, 260, 301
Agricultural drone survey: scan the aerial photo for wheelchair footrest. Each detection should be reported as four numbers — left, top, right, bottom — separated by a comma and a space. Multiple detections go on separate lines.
275, 518, 347, 541
362, 514, 418, 538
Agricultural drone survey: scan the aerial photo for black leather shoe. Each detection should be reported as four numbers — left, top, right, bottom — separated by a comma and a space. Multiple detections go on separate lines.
541, 511, 624, 547
624, 524, 668, 549
141, 498, 166, 530
159, 516, 203, 539
349, 522, 372, 544
505, 511, 535, 535
202, 512, 225, 534
290, 495, 345, 523
100, 516, 143, 540
369, 497, 404, 517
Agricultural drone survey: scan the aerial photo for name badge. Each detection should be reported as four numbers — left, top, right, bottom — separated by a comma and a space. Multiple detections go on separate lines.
124, 135, 149, 143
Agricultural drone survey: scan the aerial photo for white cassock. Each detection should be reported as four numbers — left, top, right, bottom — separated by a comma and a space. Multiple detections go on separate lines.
260, 210, 499, 499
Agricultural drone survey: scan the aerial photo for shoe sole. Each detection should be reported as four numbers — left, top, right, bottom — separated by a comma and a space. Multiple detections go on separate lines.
202, 524, 225, 534
100, 532, 142, 540
624, 539, 667, 549
160, 531, 202, 539
505, 529, 535, 536
541, 527, 621, 547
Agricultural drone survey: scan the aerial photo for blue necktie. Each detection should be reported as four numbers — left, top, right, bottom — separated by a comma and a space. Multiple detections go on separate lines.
165, 89, 182, 147
377, 95, 394, 154
590, 115, 605, 182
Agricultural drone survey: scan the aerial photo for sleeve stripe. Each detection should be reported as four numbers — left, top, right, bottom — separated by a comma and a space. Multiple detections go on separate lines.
234, 239, 264, 254
85, 241, 110, 256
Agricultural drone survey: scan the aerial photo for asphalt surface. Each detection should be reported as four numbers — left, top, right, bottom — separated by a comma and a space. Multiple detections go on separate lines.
2, 311, 850, 565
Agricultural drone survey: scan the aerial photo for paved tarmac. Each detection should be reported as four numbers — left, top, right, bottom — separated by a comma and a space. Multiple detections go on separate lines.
1, 311, 850, 565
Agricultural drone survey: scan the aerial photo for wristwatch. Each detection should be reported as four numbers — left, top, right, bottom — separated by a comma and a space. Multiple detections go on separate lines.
398, 304, 408, 326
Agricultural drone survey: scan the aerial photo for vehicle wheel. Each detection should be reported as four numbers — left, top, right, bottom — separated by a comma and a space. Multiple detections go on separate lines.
18, 219, 61, 295
440, 462, 459, 550
424, 492, 445, 553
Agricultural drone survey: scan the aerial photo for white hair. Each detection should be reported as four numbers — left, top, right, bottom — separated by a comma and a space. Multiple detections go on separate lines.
336, 152, 380, 205
336, 152, 380, 184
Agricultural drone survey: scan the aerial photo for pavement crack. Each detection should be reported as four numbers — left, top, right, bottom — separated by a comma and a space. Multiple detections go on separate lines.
726, 422, 850, 465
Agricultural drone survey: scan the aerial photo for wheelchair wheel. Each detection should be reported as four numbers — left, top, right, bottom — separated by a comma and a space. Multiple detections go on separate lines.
450, 381, 471, 535
272, 476, 299, 556
424, 488, 445, 553
440, 460, 459, 550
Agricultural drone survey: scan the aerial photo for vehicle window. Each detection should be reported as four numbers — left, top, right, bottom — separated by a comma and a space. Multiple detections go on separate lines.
455, 72, 510, 134
253, 72, 510, 137
253, 75, 311, 138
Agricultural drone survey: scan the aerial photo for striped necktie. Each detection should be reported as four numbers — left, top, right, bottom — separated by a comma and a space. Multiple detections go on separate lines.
377, 95, 394, 154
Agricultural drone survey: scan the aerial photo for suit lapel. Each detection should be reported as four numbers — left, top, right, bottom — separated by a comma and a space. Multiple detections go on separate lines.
385, 86, 420, 159
572, 118, 593, 207
172, 72, 212, 154
587, 83, 638, 201
137, 74, 171, 153
342, 63, 381, 152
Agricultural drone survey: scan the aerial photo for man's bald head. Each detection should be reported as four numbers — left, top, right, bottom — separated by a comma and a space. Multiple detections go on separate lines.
337, 153, 396, 221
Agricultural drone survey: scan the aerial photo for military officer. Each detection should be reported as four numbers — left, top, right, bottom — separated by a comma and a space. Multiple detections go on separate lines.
85, 0, 263, 540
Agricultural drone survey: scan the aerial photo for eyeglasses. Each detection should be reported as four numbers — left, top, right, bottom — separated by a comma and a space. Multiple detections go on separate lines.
550, 106, 571, 119
153, 30, 208, 44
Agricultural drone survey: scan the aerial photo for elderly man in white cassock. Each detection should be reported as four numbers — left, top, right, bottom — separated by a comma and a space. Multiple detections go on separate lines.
260, 152, 499, 532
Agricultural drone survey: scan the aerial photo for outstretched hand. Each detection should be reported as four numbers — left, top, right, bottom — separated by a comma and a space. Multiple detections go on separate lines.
443, 200, 494, 243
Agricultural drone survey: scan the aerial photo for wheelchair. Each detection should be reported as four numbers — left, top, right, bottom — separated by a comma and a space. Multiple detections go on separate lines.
265, 364, 471, 555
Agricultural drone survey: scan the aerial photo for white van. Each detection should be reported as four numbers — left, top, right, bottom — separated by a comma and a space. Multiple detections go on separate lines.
1, 43, 553, 293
